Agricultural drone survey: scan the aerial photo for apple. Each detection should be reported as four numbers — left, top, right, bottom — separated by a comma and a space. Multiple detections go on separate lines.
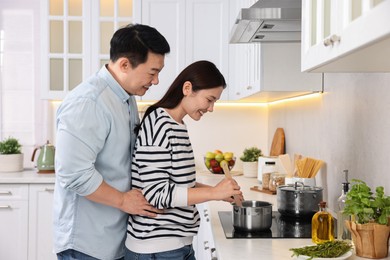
205, 159, 211, 168
215, 153, 224, 162
210, 159, 219, 167
214, 149, 223, 154
212, 165, 222, 173
223, 152, 233, 161
228, 159, 235, 167
205, 151, 215, 159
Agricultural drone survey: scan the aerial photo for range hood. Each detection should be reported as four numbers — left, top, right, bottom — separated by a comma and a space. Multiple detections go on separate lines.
230, 0, 301, 43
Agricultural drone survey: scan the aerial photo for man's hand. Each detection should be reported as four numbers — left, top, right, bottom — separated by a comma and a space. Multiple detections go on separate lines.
85, 181, 163, 217
120, 189, 163, 217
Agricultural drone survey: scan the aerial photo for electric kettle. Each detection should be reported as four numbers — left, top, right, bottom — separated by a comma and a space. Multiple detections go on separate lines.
31, 140, 55, 173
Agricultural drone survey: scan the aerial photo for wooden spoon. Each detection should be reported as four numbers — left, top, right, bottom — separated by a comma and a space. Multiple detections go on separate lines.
221, 161, 242, 207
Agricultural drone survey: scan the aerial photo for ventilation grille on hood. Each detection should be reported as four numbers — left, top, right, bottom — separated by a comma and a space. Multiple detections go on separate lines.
230, 0, 302, 43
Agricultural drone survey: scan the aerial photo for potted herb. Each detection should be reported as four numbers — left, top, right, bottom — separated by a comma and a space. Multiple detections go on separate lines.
240, 147, 263, 178
344, 179, 390, 259
0, 136, 24, 172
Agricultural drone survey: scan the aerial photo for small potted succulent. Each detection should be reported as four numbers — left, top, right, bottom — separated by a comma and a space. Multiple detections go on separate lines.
0, 136, 24, 172
343, 179, 390, 259
240, 147, 263, 178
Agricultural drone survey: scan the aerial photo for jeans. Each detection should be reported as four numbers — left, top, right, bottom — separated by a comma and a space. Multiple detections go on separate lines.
124, 245, 196, 260
57, 249, 124, 260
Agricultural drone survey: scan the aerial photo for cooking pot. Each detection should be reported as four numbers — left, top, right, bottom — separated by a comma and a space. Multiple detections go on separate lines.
277, 182, 323, 218
232, 200, 272, 232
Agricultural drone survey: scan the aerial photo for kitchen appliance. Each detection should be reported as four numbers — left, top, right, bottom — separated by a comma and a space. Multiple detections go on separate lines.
257, 156, 279, 183
233, 200, 272, 232
277, 182, 323, 218
31, 140, 55, 173
219, 211, 337, 239
230, 0, 301, 43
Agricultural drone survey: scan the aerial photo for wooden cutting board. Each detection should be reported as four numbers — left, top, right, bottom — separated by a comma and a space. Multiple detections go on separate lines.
270, 128, 285, 156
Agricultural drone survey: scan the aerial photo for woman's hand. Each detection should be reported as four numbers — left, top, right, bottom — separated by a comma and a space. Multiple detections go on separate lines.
212, 177, 243, 202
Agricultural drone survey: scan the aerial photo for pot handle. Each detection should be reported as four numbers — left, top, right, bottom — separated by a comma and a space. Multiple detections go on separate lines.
294, 181, 304, 190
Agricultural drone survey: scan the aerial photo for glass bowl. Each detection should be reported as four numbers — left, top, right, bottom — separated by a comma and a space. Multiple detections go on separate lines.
204, 156, 236, 174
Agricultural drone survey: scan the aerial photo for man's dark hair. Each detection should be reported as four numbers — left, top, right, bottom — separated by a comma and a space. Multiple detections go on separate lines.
110, 24, 170, 68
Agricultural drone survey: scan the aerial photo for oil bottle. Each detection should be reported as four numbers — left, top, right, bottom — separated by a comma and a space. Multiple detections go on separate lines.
312, 201, 334, 244
337, 170, 351, 240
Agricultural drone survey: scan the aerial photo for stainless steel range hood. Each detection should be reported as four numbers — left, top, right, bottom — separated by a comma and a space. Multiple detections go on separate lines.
230, 0, 301, 43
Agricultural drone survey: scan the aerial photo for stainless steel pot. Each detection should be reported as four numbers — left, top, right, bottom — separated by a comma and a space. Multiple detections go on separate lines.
232, 200, 272, 232
277, 182, 323, 218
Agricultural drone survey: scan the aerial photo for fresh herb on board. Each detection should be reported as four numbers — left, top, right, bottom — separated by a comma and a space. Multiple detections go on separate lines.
290, 240, 352, 259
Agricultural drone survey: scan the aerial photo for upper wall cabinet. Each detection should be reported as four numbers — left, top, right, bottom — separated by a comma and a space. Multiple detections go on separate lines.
135, 0, 229, 101
41, 0, 133, 100
301, 0, 390, 72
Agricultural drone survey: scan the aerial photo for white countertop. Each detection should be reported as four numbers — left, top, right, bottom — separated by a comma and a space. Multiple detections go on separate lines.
0, 168, 55, 184
196, 171, 370, 260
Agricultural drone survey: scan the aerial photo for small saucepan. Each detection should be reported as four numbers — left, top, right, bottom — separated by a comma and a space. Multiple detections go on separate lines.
232, 200, 273, 232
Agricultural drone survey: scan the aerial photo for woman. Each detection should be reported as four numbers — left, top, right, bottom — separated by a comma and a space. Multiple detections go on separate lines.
125, 60, 243, 259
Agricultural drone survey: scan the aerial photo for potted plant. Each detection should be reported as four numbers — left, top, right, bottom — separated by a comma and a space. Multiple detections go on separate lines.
343, 179, 390, 259
0, 136, 24, 172
240, 147, 263, 178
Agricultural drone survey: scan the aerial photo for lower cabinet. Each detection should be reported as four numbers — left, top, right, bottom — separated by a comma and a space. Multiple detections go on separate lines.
28, 184, 56, 260
0, 183, 55, 260
194, 202, 218, 260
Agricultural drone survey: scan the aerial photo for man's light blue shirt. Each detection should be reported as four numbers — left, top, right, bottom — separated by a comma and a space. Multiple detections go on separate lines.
53, 65, 139, 259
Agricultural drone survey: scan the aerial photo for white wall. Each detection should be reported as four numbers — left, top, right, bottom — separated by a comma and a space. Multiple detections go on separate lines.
186, 105, 268, 172
268, 73, 390, 212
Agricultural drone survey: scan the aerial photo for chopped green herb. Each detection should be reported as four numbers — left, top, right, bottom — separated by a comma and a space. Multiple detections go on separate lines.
290, 240, 352, 259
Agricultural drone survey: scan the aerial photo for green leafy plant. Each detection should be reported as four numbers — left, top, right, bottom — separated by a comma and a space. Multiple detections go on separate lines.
0, 137, 22, 154
239, 147, 263, 162
344, 179, 390, 225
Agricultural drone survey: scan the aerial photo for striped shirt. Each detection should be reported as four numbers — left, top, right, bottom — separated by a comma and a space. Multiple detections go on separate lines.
125, 107, 200, 253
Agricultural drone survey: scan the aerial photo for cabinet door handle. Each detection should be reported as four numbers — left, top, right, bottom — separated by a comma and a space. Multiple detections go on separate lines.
203, 241, 209, 250
45, 188, 55, 192
323, 34, 340, 46
246, 86, 252, 90
0, 205, 11, 209
0, 191, 12, 195
211, 248, 218, 260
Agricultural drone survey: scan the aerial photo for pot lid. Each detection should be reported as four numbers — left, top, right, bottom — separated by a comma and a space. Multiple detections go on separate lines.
278, 183, 323, 193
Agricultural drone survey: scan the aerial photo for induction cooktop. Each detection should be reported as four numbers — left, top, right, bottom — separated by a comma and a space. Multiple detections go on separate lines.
218, 211, 315, 239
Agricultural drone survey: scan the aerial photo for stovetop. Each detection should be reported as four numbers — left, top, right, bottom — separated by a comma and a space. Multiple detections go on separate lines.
218, 211, 314, 239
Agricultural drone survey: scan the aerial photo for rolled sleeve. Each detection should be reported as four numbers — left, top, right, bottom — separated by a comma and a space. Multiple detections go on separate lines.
55, 99, 108, 196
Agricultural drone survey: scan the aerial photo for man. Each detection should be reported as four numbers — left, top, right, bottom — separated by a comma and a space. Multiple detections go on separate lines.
53, 24, 170, 260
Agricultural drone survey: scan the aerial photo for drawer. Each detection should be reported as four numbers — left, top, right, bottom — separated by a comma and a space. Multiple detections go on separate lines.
0, 184, 28, 201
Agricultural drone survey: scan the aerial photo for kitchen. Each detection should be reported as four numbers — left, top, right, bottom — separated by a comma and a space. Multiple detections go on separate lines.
0, 0, 390, 259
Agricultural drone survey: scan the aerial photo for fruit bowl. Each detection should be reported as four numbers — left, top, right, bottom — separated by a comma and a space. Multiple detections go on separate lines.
204, 151, 236, 174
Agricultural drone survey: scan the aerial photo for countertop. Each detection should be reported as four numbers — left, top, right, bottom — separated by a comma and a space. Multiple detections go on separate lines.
0, 169, 385, 259
0, 168, 55, 184
196, 171, 374, 260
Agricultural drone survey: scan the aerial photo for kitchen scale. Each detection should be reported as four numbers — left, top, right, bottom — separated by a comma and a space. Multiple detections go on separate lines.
218, 211, 334, 239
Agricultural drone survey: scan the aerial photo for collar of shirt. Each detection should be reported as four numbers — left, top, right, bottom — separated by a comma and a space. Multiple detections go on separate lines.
98, 65, 133, 104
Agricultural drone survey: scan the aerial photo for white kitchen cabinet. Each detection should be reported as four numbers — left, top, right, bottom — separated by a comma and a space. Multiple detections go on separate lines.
137, 0, 230, 101
0, 184, 29, 260
194, 202, 217, 260
28, 184, 55, 260
0, 183, 55, 260
301, 0, 390, 72
41, 0, 133, 100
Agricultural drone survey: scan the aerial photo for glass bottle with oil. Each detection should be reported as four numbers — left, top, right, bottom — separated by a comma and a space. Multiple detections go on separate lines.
312, 201, 335, 244
337, 170, 351, 240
